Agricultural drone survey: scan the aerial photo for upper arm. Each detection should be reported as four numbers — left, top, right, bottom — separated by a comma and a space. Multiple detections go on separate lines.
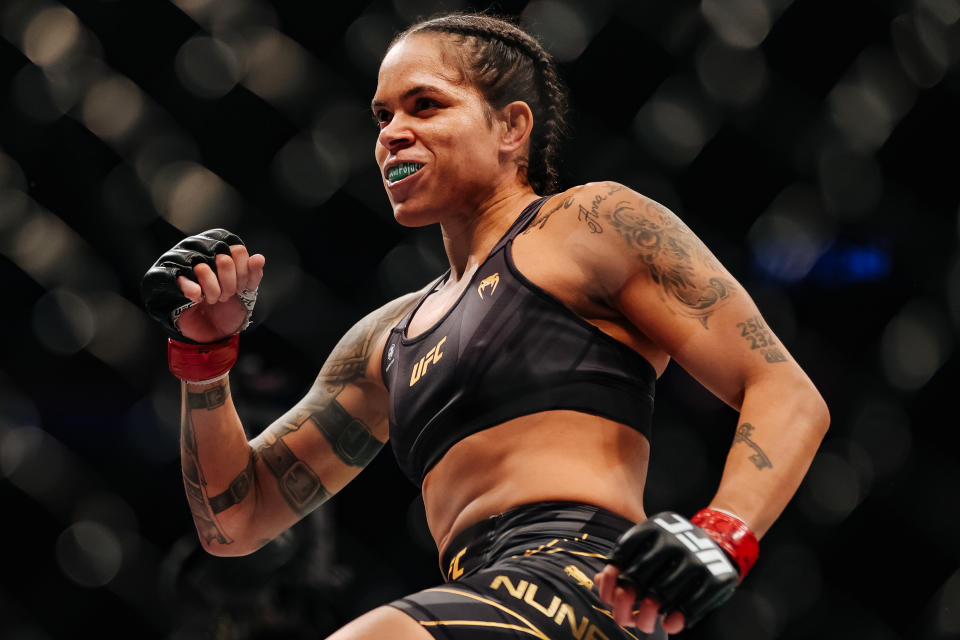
581, 182, 814, 410
247, 292, 421, 533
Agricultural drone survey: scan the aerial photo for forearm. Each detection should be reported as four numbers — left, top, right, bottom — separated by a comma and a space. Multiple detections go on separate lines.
180, 375, 260, 554
706, 373, 830, 539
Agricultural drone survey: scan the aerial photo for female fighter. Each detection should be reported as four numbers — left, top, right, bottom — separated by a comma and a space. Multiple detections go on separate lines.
142, 13, 829, 639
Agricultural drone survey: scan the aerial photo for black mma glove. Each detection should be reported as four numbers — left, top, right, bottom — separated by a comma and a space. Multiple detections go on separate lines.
609, 511, 740, 628
141, 228, 257, 344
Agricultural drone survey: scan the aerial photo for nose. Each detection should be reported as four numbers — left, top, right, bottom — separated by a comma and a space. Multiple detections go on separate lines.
377, 115, 414, 153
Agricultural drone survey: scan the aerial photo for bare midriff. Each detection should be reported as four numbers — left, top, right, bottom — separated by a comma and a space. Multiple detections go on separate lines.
421, 409, 651, 559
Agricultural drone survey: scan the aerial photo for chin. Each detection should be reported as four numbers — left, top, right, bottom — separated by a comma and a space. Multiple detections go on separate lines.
389, 198, 442, 228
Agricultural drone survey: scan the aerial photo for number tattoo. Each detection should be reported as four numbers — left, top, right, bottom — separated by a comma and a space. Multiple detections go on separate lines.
736, 315, 787, 363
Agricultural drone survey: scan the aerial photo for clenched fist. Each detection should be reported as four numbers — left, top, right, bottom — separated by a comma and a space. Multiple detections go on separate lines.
141, 229, 265, 344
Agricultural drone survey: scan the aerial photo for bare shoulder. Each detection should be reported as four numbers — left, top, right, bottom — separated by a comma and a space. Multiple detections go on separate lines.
320, 287, 428, 392
523, 180, 739, 329
522, 181, 615, 236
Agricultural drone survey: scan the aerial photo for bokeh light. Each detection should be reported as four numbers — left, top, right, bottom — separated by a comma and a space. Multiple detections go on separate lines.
880, 299, 954, 391
56, 520, 124, 588
521, 0, 598, 62
696, 37, 769, 107
174, 35, 241, 100
22, 6, 81, 68
700, 0, 771, 49
151, 161, 240, 234
80, 75, 145, 143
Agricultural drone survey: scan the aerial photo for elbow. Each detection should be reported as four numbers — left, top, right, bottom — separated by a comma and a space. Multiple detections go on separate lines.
199, 535, 266, 557
194, 509, 268, 557
813, 392, 831, 435
799, 377, 831, 439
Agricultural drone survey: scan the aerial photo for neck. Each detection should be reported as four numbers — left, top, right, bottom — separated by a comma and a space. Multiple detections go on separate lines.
439, 184, 540, 281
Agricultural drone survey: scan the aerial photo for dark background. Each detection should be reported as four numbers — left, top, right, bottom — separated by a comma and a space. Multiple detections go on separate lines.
1, 0, 958, 638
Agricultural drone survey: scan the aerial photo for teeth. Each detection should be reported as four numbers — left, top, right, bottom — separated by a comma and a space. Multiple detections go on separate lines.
387, 162, 424, 182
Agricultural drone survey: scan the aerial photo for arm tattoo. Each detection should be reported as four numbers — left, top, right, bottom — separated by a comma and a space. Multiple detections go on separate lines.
578, 202, 603, 233
181, 381, 234, 545
187, 386, 228, 410
208, 449, 256, 514
259, 424, 330, 514
737, 315, 787, 363
523, 187, 615, 235
316, 295, 418, 395
734, 423, 772, 470
606, 198, 735, 328
523, 195, 573, 233
252, 294, 415, 513
303, 400, 382, 467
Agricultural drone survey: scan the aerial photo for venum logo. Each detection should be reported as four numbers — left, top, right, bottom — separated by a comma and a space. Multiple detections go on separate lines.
477, 273, 499, 299
384, 343, 397, 372
409, 335, 447, 386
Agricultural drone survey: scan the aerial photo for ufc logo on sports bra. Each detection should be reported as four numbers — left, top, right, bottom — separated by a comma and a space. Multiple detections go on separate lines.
410, 336, 447, 387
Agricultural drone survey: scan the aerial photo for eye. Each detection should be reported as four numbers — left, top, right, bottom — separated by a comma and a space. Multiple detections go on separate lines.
372, 109, 391, 128
415, 97, 441, 113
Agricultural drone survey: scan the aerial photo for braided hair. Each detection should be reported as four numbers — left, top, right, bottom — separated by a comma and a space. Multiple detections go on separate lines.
389, 13, 569, 194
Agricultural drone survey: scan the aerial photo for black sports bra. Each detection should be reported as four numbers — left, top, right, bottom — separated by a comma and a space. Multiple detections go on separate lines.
381, 196, 657, 486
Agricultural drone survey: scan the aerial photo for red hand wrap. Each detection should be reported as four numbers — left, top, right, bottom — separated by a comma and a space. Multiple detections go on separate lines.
691, 508, 759, 581
168, 334, 239, 382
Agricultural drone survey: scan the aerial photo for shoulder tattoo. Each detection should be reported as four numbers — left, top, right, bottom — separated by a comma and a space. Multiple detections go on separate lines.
605, 197, 736, 329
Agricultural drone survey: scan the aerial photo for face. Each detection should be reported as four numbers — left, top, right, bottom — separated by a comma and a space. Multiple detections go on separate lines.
372, 34, 505, 226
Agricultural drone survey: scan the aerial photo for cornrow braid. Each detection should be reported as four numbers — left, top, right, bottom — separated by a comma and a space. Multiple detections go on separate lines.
390, 13, 569, 194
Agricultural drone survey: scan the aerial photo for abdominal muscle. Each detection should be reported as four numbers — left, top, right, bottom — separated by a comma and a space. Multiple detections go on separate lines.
421, 409, 651, 560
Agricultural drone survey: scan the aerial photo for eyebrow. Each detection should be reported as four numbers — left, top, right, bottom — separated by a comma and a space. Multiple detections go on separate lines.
371, 85, 443, 109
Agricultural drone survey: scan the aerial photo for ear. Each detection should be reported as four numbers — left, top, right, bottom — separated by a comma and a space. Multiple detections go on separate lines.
497, 101, 534, 154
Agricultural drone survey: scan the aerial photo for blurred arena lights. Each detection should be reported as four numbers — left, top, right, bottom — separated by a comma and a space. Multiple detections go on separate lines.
880, 299, 955, 392
521, 0, 604, 62
55, 519, 124, 588
748, 185, 834, 284
695, 37, 769, 107
700, 0, 774, 49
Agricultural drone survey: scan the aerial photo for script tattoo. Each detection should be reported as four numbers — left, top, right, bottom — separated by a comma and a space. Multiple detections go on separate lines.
523, 195, 574, 233
578, 202, 603, 233
734, 423, 772, 470
181, 381, 234, 546
737, 315, 787, 363
523, 184, 617, 235
606, 197, 735, 329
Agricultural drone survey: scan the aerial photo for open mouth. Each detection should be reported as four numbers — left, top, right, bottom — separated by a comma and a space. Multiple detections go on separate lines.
386, 162, 424, 183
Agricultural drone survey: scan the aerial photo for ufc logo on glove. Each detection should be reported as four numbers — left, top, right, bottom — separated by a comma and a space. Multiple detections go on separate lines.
653, 514, 737, 578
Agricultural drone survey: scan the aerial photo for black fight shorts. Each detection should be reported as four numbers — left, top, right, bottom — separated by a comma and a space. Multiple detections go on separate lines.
390, 501, 667, 640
